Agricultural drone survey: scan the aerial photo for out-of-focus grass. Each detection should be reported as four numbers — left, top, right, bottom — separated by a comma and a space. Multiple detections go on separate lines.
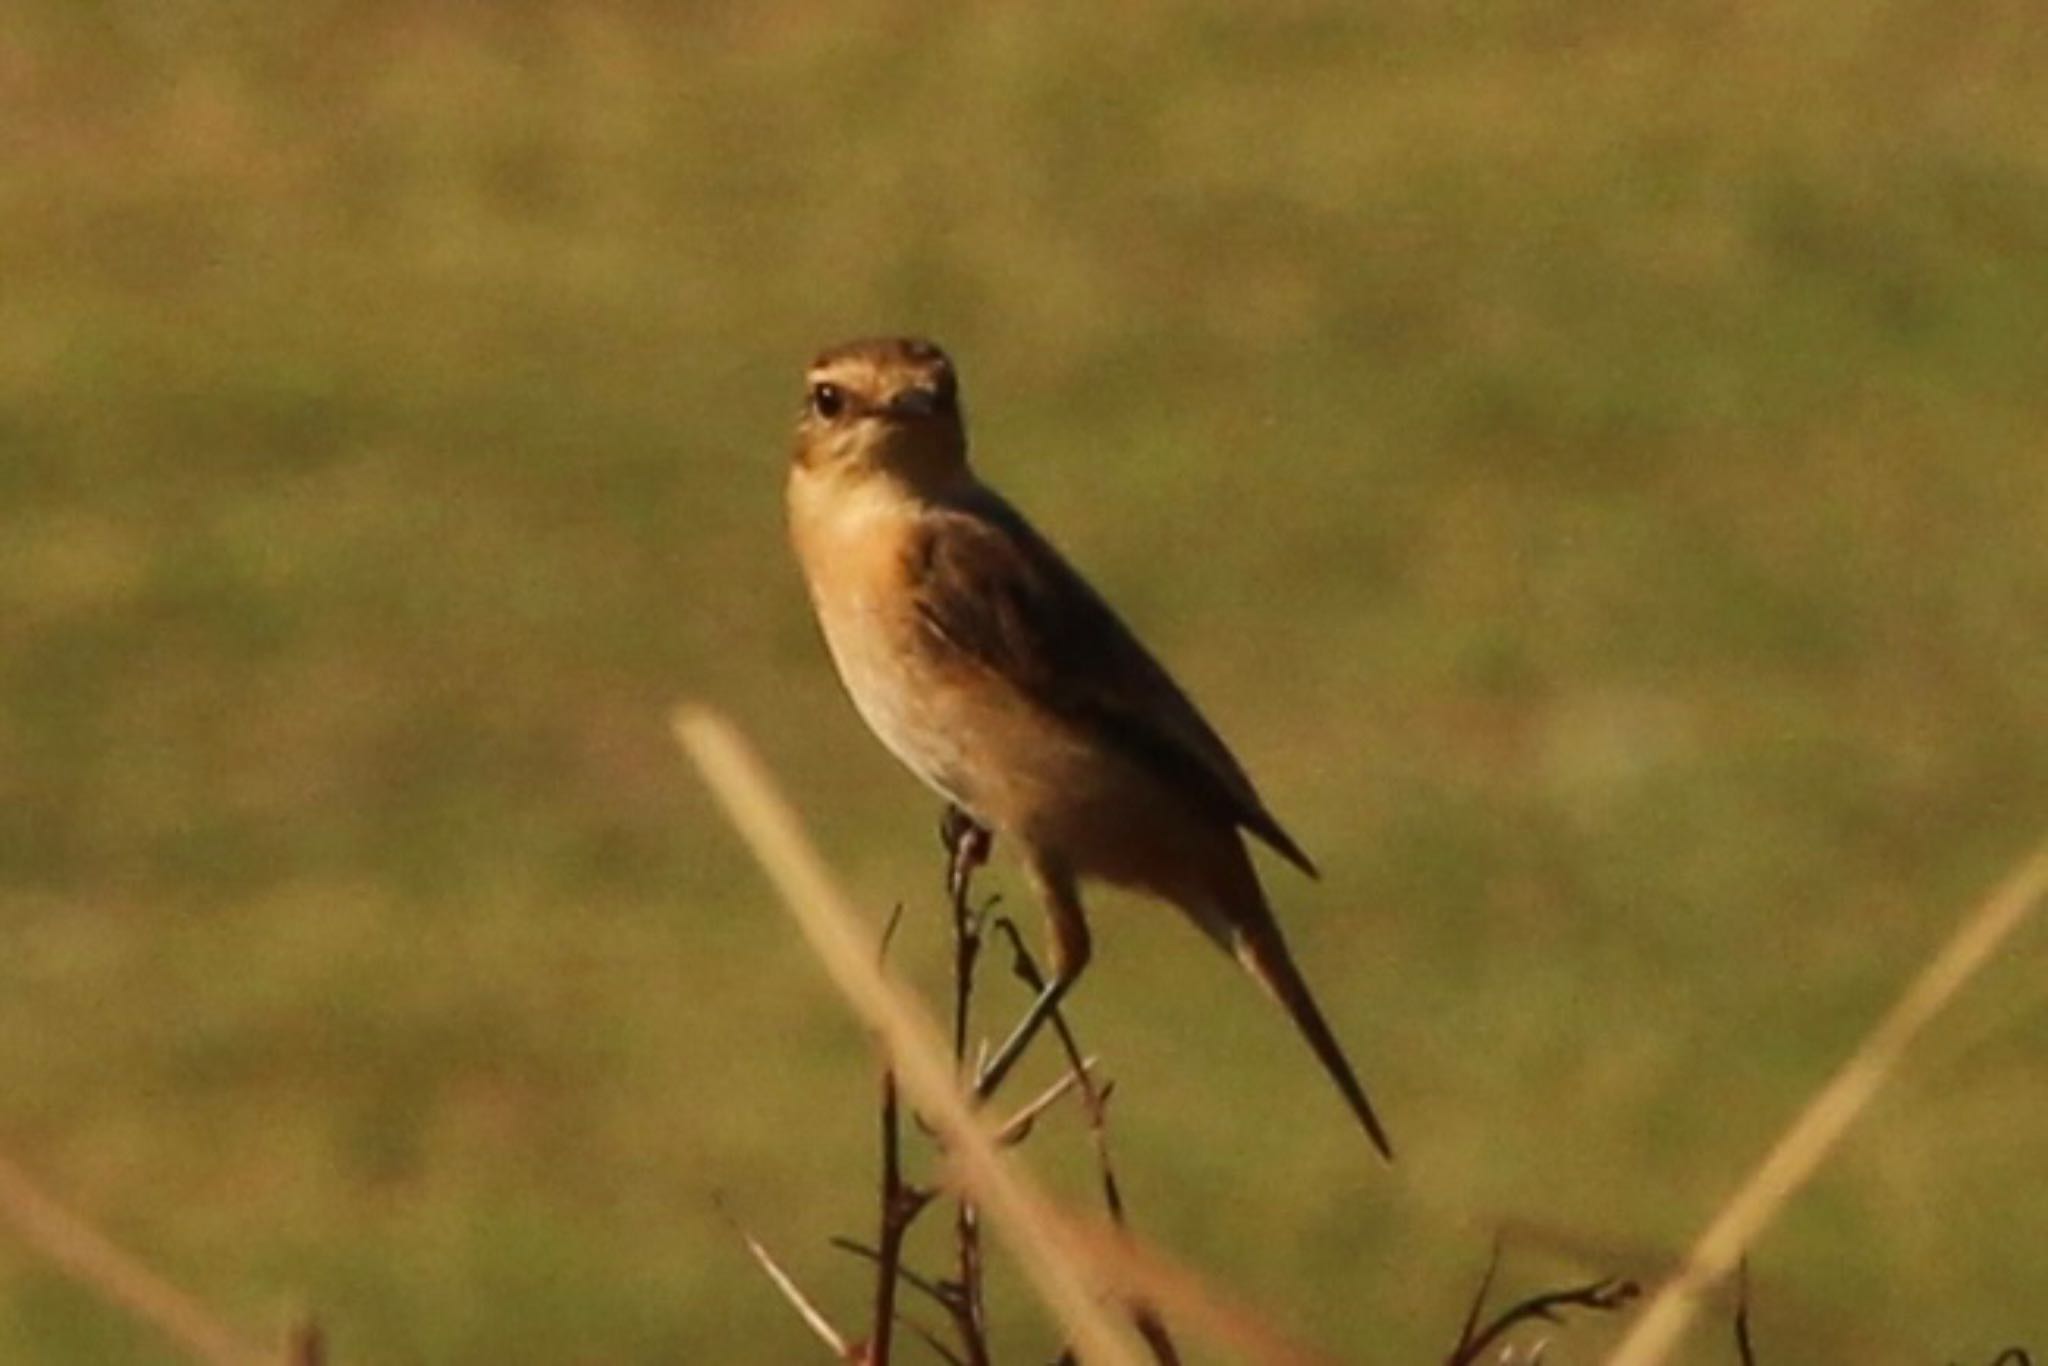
2, 2, 2044, 1361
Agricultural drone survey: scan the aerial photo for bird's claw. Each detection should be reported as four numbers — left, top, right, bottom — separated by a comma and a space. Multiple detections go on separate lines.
940, 804, 992, 902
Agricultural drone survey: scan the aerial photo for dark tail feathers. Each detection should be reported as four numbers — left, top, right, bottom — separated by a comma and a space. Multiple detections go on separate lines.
1232, 921, 1395, 1162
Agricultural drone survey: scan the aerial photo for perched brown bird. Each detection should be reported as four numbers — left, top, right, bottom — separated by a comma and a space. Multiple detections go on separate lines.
785, 336, 1393, 1159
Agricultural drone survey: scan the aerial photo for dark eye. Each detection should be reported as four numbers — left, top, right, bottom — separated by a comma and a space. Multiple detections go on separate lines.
809, 382, 846, 420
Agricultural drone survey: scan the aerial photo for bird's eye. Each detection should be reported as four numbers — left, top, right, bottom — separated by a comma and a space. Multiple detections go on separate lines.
809, 382, 846, 420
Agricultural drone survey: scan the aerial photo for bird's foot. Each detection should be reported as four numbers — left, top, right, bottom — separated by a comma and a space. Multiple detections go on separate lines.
939, 804, 992, 904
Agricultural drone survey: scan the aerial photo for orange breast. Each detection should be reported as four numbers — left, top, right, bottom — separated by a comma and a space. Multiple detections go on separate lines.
789, 471, 990, 812
786, 469, 1188, 866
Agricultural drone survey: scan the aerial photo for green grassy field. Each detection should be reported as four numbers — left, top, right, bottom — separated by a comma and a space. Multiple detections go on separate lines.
3, 2, 2046, 1361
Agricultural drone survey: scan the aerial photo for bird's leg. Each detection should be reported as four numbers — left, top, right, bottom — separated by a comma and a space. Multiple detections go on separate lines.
938, 804, 992, 906
938, 804, 994, 1072
973, 862, 1090, 1102
972, 973, 1075, 1103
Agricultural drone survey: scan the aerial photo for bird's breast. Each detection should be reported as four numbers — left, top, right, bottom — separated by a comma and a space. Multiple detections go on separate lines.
789, 475, 988, 811
787, 471, 1156, 851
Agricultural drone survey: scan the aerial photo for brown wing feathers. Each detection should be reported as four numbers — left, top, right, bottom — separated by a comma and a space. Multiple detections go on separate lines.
909, 490, 1319, 879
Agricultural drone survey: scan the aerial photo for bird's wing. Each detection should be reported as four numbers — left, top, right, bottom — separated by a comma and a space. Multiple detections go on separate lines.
908, 487, 1318, 878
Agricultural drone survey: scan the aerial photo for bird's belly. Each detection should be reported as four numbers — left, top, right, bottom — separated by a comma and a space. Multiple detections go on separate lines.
819, 598, 986, 811
818, 598, 1111, 837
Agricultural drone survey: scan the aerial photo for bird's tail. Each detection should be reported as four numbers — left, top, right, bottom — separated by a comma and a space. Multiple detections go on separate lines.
1232, 918, 1396, 1162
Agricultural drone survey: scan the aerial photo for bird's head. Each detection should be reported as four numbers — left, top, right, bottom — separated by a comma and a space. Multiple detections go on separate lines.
792, 337, 967, 490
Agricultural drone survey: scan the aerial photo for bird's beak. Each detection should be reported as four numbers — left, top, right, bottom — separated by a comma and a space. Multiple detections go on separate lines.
883, 386, 943, 420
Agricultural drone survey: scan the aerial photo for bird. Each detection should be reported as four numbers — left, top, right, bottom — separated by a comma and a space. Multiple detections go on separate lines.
784, 336, 1393, 1160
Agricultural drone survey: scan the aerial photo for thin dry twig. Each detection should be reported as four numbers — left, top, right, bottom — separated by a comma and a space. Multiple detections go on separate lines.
722, 1203, 858, 1360
832, 1240, 956, 1320
901, 1317, 970, 1366
674, 706, 1149, 1366
860, 825, 1091, 1364
992, 922, 1117, 1192
880, 903, 908, 963
728, 901, 934, 1366
869, 1067, 910, 1366
1732, 1260, 1756, 1366
995, 1059, 1099, 1147
833, 1238, 984, 1366
1606, 839, 2048, 1366
992, 916, 1180, 1364
867, 897, 941, 1366
942, 808, 994, 1365
877, 832, 1101, 1363
0, 1149, 272, 1366
1447, 1249, 1638, 1366
1451, 1240, 1506, 1365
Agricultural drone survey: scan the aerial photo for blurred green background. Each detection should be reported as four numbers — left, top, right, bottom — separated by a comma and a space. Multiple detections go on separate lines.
3, 2, 2046, 1361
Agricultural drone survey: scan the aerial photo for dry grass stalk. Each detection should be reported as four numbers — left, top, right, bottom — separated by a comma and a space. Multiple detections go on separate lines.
673, 705, 1149, 1366
1606, 839, 2048, 1366
0, 1149, 272, 1366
